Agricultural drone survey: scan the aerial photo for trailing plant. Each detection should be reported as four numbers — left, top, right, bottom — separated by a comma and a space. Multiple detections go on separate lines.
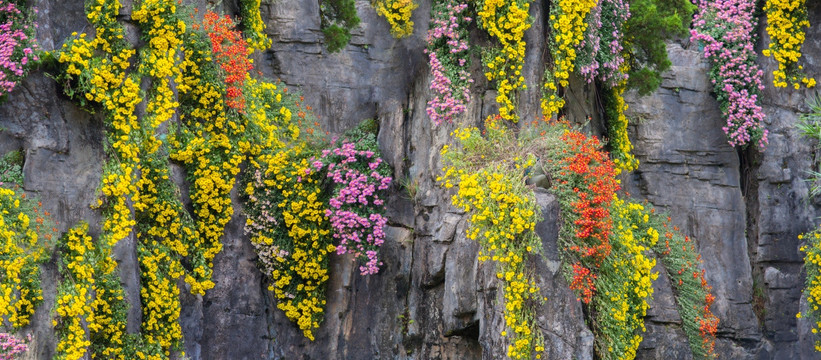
763, 0, 814, 89
320, 0, 361, 53
373, 0, 418, 38
0, 0, 38, 99
244, 142, 333, 341
594, 0, 629, 88
476, 0, 532, 122
542, 0, 596, 118
538, 122, 620, 304
425, 0, 472, 125
239, 0, 272, 51
439, 118, 545, 359
203, 11, 254, 112
314, 130, 393, 275
0, 333, 28, 359
602, 82, 638, 173
654, 215, 718, 358
589, 197, 658, 359
800, 228, 821, 352
0, 187, 54, 330
691, 0, 767, 149
54, 223, 127, 360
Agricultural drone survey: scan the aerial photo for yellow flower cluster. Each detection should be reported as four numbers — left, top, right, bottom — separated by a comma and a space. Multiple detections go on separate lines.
240, 0, 272, 51
606, 85, 638, 173
374, 0, 418, 38
251, 144, 334, 341
132, 0, 185, 131
593, 197, 658, 359
137, 240, 184, 355
172, 33, 246, 295
763, 0, 815, 89
0, 188, 47, 329
477, 0, 531, 122
84, 0, 125, 52
800, 229, 821, 351
542, 0, 597, 118
54, 224, 96, 360
55, 223, 129, 360
439, 123, 545, 359
244, 77, 300, 157
133, 155, 191, 356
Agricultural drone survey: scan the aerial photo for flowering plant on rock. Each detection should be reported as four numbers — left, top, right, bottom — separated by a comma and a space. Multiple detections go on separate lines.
314, 125, 392, 275
691, 0, 768, 148
0, 0, 38, 99
425, 0, 472, 125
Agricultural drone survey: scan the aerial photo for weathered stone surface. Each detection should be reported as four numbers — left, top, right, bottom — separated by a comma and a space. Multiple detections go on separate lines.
11, 0, 821, 359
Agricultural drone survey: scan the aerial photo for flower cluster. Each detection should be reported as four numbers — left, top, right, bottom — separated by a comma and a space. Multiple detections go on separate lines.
762, 0, 814, 89
425, 0, 472, 125
593, 0, 629, 87
315, 134, 392, 275
244, 143, 334, 341
800, 228, 821, 352
54, 224, 96, 360
133, 155, 189, 356
0, 0, 37, 98
54, 223, 134, 360
603, 83, 638, 173
476, 0, 531, 122
373, 0, 418, 38
132, 0, 185, 131
239, 0, 272, 51
691, 0, 768, 148
542, 0, 597, 118
655, 217, 718, 358
0, 187, 52, 329
0, 333, 28, 359
439, 119, 545, 359
516, 120, 718, 359
203, 11, 253, 112
591, 197, 658, 359
541, 124, 619, 304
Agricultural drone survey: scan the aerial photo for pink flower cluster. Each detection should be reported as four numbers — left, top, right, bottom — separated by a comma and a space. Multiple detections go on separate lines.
578, 4, 602, 83
314, 141, 392, 275
691, 0, 768, 148
0, 1, 37, 96
578, 0, 629, 87
597, 0, 629, 86
425, 0, 472, 125
0, 333, 29, 360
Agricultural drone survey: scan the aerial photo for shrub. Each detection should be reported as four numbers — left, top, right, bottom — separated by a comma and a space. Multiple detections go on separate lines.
320, 0, 360, 53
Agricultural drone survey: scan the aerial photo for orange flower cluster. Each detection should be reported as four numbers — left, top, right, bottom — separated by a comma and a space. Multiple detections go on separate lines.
546, 128, 619, 303
202, 12, 253, 112
657, 221, 718, 358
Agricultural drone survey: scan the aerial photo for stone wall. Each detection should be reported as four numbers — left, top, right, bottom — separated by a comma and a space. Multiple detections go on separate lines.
2, 0, 821, 359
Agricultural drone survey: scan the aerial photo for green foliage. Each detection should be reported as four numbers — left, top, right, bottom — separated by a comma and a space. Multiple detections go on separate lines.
623, 0, 695, 95
799, 93, 821, 197
320, 0, 361, 53
0, 151, 24, 185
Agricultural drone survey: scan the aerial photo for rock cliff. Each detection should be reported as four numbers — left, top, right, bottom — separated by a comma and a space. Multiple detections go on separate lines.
2, 0, 821, 359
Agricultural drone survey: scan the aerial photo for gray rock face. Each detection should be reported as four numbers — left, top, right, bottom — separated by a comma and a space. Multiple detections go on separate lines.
6, 0, 821, 359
